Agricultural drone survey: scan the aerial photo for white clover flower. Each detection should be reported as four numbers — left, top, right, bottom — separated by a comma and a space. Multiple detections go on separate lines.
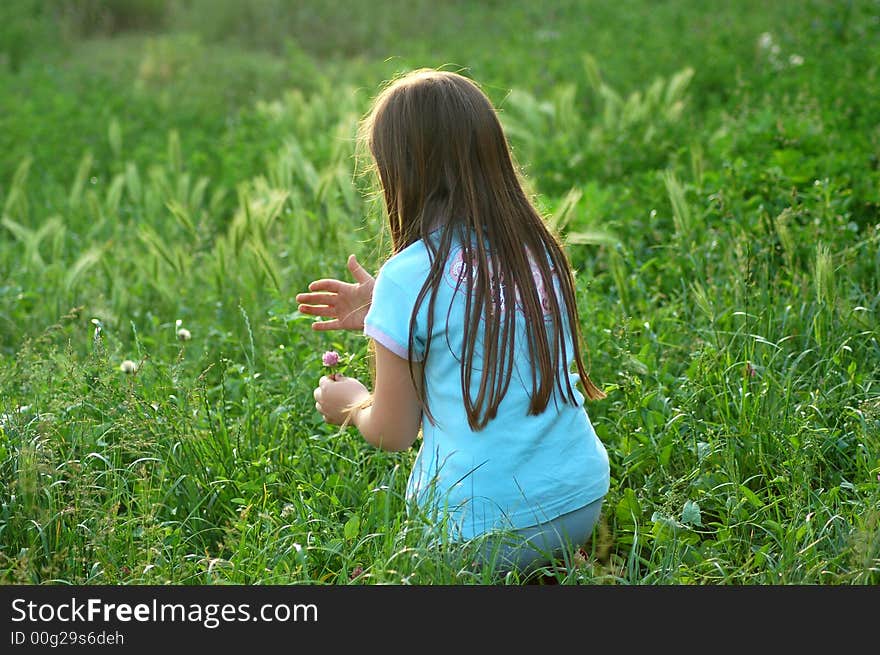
177, 328, 192, 341
120, 360, 138, 374
789, 54, 804, 66
758, 32, 774, 50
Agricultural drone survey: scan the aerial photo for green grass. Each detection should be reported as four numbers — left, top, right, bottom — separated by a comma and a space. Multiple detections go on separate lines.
0, 0, 878, 585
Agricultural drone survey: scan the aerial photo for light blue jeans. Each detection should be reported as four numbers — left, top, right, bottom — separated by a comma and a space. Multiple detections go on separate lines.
476, 497, 605, 572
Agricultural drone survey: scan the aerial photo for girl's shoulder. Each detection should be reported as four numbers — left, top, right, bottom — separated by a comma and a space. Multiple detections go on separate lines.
378, 239, 433, 284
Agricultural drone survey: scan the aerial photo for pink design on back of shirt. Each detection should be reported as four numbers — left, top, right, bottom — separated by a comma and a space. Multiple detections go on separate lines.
446, 245, 554, 319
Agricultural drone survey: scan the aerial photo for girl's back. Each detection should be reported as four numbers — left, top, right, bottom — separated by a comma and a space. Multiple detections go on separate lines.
364, 228, 609, 539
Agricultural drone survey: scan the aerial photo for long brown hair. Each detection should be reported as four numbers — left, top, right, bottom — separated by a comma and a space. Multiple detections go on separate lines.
360, 69, 604, 431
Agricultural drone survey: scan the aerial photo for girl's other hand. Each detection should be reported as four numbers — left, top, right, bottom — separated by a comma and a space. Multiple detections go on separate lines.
314, 374, 370, 426
296, 254, 375, 332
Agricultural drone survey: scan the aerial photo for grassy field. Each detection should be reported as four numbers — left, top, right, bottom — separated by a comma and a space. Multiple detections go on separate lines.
0, 0, 878, 585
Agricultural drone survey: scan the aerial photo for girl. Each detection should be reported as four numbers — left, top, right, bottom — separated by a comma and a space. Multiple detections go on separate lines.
297, 69, 610, 572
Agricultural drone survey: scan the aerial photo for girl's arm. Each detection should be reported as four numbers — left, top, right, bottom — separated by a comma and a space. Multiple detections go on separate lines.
352, 342, 422, 451
314, 341, 422, 452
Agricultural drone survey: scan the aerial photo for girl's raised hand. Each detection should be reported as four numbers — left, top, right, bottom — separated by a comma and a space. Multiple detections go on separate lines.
296, 254, 375, 332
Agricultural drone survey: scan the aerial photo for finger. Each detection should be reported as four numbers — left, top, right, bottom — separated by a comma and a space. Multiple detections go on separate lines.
347, 255, 374, 284
313, 387, 320, 401
310, 319, 342, 331
318, 375, 333, 388
307, 279, 349, 293
298, 303, 338, 317
296, 291, 337, 305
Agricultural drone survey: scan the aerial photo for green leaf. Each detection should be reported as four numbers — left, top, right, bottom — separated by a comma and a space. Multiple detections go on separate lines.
343, 514, 360, 540
564, 229, 619, 247
739, 485, 762, 509
681, 500, 702, 527
650, 511, 681, 540
615, 488, 641, 526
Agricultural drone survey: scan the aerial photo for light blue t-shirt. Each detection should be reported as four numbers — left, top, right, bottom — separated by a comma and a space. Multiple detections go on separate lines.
363, 232, 610, 540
